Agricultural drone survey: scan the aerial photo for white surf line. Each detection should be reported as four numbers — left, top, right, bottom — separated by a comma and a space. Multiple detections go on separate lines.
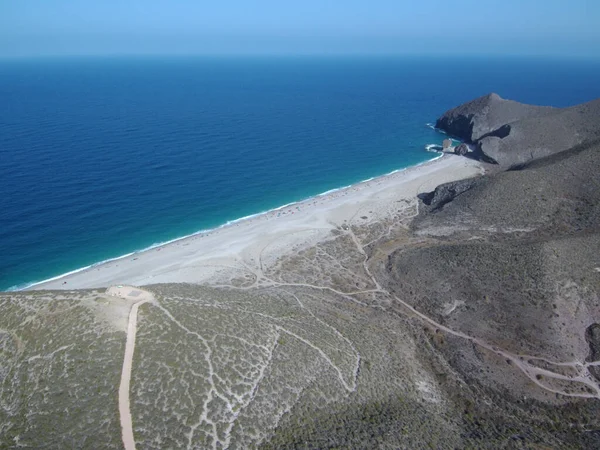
117, 289, 153, 450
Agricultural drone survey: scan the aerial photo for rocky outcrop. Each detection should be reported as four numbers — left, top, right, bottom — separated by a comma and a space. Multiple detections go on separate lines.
477, 98, 600, 167
417, 177, 481, 211
454, 143, 469, 156
436, 94, 600, 167
435, 93, 553, 142
586, 324, 600, 381
586, 323, 600, 363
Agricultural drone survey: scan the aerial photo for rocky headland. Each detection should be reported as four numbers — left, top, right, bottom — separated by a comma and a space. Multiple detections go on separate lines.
436, 93, 600, 167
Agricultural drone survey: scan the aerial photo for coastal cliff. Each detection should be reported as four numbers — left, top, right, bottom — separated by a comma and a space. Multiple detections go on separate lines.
436, 94, 600, 167
435, 93, 553, 142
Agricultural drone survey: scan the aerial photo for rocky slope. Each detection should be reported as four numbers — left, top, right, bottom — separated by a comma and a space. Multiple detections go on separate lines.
435, 93, 554, 142
380, 139, 600, 424
436, 94, 600, 167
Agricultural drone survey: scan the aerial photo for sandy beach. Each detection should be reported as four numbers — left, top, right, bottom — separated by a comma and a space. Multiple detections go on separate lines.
32, 154, 483, 290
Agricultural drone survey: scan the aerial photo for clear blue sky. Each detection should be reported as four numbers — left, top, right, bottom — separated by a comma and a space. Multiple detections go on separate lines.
1, 0, 599, 58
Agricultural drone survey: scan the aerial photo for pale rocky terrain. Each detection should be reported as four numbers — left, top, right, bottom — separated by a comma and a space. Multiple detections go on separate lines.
2, 96, 600, 448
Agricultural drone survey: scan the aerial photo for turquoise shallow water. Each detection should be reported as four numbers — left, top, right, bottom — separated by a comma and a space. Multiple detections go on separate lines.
1, 56, 600, 290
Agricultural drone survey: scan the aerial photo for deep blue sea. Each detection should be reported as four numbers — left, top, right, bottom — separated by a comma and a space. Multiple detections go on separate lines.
1, 56, 600, 290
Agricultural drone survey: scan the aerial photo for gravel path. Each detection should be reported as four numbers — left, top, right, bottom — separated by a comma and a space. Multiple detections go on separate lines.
107, 286, 155, 450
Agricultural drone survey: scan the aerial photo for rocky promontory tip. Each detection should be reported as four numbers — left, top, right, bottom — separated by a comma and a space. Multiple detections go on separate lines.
435, 94, 600, 167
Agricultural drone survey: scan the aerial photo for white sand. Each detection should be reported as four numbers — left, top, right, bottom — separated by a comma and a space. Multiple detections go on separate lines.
33, 155, 484, 290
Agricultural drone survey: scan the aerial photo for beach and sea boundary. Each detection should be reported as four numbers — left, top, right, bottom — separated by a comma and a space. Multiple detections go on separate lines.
29, 152, 483, 291
5, 55, 598, 293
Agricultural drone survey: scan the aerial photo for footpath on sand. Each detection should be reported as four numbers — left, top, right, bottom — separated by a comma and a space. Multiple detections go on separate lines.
107, 285, 155, 450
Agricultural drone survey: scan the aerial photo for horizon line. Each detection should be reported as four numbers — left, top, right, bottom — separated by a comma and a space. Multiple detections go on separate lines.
1, 52, 599, 62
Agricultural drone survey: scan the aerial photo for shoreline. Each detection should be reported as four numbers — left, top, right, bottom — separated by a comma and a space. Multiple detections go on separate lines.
15, 153, 441, 291
27, 153, 483, 291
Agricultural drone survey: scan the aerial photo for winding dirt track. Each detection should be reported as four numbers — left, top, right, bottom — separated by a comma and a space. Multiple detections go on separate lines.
108, 286, 154, 450
212, 220, 600, 401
